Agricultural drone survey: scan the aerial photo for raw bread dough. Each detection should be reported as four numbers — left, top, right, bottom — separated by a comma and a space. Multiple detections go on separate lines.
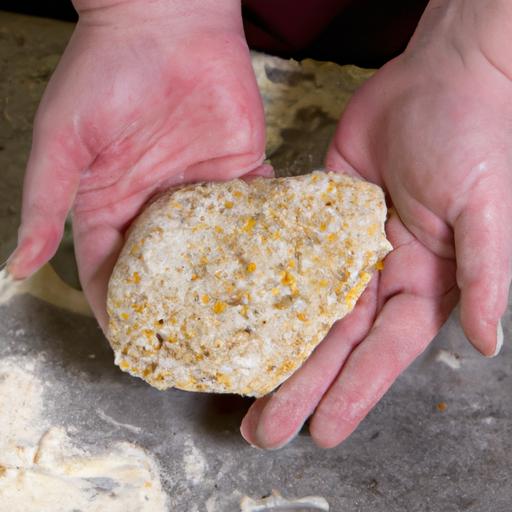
252, 52, 373, 160
107, 171, 391, 396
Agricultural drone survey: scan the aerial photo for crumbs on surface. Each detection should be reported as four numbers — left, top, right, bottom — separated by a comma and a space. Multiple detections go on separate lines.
436, 401, 448, 412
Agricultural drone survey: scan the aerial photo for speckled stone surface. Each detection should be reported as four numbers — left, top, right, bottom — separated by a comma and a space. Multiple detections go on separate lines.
1, 11, 511, 512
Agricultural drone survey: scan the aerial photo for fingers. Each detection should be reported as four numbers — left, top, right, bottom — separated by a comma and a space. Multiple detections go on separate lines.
240, 395, 272, 447
183, 151, 267, 184
72, 219, 124, 332
377, 215, 457, 310
454, 192, 512, 356
243, 163, 275, 179
73, 185, 155, 332
310, 288, 458, 448
240, 277, 378, 449
324, 140, 362, 179
323, 86, 383, 186
308, 214, 457, 448
7, 119, 88, 280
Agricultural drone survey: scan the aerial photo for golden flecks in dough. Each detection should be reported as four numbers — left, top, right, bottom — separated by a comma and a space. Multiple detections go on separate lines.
212, 301, 227, 314
107, 171, 392, 397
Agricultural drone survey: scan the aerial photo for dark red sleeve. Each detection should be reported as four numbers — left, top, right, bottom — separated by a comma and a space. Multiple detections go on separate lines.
242, 0, 351, 53
242, 0, 429, 67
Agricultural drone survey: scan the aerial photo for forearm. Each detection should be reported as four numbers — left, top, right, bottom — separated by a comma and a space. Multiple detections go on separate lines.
407, 0, 512, 79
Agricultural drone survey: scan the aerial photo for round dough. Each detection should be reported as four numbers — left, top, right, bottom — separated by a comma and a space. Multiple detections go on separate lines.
106, 171, 392, 397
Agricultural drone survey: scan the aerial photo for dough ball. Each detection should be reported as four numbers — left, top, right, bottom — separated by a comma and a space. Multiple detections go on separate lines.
107, 171, 392, 397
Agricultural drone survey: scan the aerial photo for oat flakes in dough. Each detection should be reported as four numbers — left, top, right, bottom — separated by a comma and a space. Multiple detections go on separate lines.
107, 171, 392, 397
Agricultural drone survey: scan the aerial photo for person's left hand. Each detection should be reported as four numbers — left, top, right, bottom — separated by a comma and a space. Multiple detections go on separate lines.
241, 1, 512, 449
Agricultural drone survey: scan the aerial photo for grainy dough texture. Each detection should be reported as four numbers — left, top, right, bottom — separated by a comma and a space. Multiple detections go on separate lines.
107, 171, 392, 397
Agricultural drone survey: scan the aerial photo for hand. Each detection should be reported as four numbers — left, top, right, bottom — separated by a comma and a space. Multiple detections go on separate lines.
8, 0, 267, 329
242, 0, 512, 448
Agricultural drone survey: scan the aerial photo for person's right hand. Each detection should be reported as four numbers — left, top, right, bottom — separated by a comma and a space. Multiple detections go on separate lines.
7, 0, 266, 329
241, 0, 512, 450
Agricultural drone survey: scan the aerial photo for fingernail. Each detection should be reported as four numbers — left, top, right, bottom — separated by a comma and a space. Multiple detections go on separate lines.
240, 420, 256, 447
255, 421, 302, 451
5, 248, 20, 275
240, 433, 259, 449
256, 163, 274, 177
6, 236, 45, 279
492, 320, 504, 357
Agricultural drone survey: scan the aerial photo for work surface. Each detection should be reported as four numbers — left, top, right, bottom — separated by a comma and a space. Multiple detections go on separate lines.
0, 11, 511, 512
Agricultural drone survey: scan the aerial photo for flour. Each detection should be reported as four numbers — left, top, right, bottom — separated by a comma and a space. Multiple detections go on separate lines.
252, 52, 372, 156
96, 408, 143, 434
435, 349, 461, 370
0, 359, 47, 468
0, 358, 168, 512
183, 438, 207, 485
240, 490, 329, 511
205, 495, 218, 512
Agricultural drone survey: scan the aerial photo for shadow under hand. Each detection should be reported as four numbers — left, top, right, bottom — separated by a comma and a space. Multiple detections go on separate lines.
197, 393, 254, 437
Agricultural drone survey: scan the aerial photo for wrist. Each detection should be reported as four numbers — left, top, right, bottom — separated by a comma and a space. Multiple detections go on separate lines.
73, 0, 242, 32
406, 0, 512, 80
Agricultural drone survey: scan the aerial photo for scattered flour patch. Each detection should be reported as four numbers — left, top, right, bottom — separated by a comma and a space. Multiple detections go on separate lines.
205, 495, 218, 512
183, 438, 207, 485
0, 358, 47, 467
0, 357, 168, 512
435, 349, 461, 370
96, 409, 142, 434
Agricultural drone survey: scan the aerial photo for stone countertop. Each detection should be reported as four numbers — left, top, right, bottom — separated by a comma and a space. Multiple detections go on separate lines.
1, 10, 511, 512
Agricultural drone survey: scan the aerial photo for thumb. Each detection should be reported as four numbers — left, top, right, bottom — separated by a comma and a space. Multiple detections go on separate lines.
7, 117, 86, 279
324, 139, 362, 179
324, 114, 381, 185
454, 183, 512, 357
